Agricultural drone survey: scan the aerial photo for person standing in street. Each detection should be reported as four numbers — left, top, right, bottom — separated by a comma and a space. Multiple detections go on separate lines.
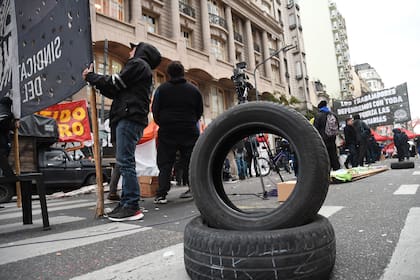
152, 61, 203, 204
353, 114, 371, 166
343, 117, 358, 168
393, 128, 409, 162
0, 96, 18, 178
313, 100, 340, 171
82, 42, 161, 221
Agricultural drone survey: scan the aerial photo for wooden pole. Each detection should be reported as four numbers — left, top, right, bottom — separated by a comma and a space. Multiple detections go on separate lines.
88, 86, 104, 217
13, 127, 22, 208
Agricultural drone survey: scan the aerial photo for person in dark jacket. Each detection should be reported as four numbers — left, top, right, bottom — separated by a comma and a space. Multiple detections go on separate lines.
152, 61, 203, 204
83, 42, 161, 221
353, 114, 370, 166
244, 136, 260, 177
393, 128, 409, 161
343, 117, 358, 168
0, 96, 18, 178
313, 100, 340, 170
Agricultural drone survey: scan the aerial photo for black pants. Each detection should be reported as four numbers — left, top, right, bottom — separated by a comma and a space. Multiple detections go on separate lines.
358, 141, 368, 166
156, 132, 198, 197
0, 149, 14, 177
325, 141, 340, 171
345, 144, 359, 167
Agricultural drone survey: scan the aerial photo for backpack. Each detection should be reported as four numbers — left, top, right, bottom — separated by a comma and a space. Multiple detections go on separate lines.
359, 123, 371, 140
325, 113, 338, 137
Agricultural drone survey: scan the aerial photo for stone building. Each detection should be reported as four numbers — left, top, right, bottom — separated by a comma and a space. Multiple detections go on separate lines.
73, 0, 311, 124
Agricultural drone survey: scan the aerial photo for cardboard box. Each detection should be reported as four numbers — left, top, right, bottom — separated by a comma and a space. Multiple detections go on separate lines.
277, 180, 296, 202
138, 176, 159, 198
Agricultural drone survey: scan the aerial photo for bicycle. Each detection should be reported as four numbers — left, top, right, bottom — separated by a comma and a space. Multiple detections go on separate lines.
254, 135, 295, 181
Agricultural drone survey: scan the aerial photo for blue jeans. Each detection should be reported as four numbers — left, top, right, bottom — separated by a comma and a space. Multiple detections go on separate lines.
115, 119, 145, 209
235, 153, 246, 178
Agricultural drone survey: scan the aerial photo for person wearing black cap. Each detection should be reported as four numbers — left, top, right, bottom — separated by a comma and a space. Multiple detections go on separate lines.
82, 42, 161, 221
313, 100, 340, 170
0, 96, 18, 178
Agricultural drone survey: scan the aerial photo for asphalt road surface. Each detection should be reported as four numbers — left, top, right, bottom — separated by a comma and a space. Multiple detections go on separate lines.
1, 158, 419, 280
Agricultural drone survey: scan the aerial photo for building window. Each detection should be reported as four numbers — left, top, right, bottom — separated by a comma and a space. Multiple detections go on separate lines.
235, 51, 243, 62
211, 37, 226, 60
277, 9, 282, 23
289, 13, 296, 29
208, 0, 222, 16
261, 1, 271, 14
95, 0, 125, 21
295, 61, 302, 79
272, 64, 280, 84
181, 27, 193, 48
142, 12, 158, 33
210, 87, 225, 118
94, 53, 123, 75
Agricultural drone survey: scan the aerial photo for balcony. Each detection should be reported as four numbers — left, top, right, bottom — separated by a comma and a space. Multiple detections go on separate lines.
179, 2, 196, 18
209, 13, 227, 29
234, 31, 243, 43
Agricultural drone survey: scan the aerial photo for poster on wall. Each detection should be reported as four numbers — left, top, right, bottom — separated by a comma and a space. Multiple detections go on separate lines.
332, 83, 411, 127
0, 0, 92, 117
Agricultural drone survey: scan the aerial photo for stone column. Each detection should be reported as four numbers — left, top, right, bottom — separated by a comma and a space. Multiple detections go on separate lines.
171, 0, 181, 41
245, 19, 255, 70
262, 31, 271, 79
225, 6, 235, 64
200, 0, 211, 52
131, 0, 142, 25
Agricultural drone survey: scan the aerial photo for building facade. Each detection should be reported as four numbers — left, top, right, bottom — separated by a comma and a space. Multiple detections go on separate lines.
297, 0, 353, 100
73, 0, 311, 125
354, 63, 385, 92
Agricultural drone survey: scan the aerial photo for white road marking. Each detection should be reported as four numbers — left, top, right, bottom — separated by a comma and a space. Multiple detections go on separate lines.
381, 207, 420, 280
412, 171, 420, 175
71, 243, 187, 280
0, 199, 90, 214
393, 184, 420, 195
0, 223, 150, 265
0, 202, 96, 221
0, 216, 86, 234
319, 206, 344, 217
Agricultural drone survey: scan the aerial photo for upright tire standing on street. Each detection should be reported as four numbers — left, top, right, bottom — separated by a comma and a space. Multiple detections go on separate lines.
189, 102, 330, 231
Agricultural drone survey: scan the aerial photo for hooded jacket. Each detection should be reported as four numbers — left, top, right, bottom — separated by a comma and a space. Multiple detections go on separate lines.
86, 42, 161, 128
152, 77, 203, 135
0, 97, 15, 151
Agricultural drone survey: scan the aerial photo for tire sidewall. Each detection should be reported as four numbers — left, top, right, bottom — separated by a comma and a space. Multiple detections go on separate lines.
190, 101, 330, 230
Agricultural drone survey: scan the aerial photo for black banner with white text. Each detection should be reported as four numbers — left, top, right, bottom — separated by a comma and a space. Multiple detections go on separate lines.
332, 83, 411, 127
0, 0, 92, 117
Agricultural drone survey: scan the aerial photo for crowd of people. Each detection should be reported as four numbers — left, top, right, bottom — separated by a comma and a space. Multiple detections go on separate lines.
313, 100, 416, 171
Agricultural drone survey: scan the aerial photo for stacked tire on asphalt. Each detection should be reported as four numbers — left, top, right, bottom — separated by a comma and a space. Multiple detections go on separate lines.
186, 102, 336, 280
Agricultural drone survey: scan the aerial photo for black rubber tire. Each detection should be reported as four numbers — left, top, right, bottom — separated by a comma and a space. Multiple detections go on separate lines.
84, 174, 97, 186
0, 183, 14, 203
390, 161, 415, 169
256, 157, 271, 176
184, 215, 336, 280
189, 102, 330, 230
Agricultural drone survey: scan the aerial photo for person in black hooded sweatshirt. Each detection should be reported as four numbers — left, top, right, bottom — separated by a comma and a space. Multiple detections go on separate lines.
0, 96, 18, 178
83, 42, 161, 222
152, 61, 203, 204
